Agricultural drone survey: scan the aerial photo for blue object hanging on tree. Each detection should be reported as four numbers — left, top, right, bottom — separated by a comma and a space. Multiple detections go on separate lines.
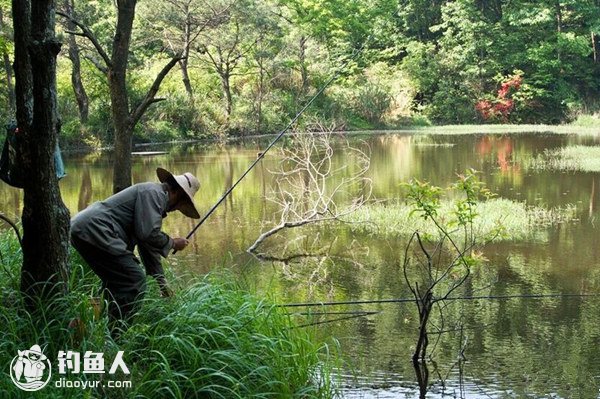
0, 122, 66, 188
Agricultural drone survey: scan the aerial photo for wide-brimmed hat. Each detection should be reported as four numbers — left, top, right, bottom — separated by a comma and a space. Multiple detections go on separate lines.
156, 168, 201, 219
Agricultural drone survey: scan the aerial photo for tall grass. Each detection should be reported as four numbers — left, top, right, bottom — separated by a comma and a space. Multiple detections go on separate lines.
404, 124, 600, 135
0, 232, 337, 398
122, 279, 336, 399
525, 145, 600, 172
346, 198, 578, 241
570, 114, 600, 128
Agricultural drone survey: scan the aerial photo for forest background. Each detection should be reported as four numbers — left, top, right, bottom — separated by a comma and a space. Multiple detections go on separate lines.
1, 0, 599, 148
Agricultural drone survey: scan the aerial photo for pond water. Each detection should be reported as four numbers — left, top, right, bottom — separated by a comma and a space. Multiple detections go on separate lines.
2, 131, 600, 398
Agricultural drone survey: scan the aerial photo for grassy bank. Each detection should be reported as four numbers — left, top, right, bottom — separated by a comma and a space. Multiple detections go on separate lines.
50, 122, 600, 153
0, 232, 336, 398
346, 198, 578, 241
403, 124, 600, 135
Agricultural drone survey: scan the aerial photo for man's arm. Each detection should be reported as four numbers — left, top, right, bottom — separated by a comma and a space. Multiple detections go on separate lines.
134, 188, 173, 257
138, 243, 172, 297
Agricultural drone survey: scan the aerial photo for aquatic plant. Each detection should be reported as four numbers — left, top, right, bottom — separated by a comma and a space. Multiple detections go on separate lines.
399, 171, 499, 398
525, 145, 600, 172
347, 198, 577, 241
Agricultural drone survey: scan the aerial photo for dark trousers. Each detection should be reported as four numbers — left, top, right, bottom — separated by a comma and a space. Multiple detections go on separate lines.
71, 236, 147, 334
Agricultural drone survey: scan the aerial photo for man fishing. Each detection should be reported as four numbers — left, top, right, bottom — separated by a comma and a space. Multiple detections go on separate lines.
71, 168, 200, 333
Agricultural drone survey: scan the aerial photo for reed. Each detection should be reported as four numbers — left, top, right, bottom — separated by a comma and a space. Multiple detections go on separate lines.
347, 198, 577, 241
525, 145, 600, 172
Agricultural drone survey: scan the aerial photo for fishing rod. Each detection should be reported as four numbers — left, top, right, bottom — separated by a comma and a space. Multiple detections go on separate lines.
278, 293, 600, 308
174, 38, 371, 254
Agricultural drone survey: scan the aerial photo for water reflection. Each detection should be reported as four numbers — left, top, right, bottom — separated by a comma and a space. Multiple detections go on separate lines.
2, 132, 600, 397
77, 167, 92, 211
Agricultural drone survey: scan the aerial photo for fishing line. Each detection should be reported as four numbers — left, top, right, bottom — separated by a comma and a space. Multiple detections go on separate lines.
174, 37, 371, 253
278, 293, 600, 308
287, 310, 380, 316
292, 312, 376, 329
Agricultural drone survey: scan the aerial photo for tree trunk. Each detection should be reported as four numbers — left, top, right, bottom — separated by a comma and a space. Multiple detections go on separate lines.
13, 0, 71, 302
413, 359, 429, 399
110, 0, 137, 193
221, 70, 232, 120
179, 58, 193, 100
180, 12, 194, 100
592, 31, 598, 63
299, 35, 308, 93
64, 0, 89, 123
555, 1, 562, 64
3, 51, 15, 111
256, 54, 264, 134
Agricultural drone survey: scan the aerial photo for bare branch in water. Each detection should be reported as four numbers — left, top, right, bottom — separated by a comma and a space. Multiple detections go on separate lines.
248, 123, 371, 258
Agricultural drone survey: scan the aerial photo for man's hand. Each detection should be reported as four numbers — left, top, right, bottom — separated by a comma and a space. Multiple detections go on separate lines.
156, 275, 173, 298
172, 237, 189, 251
160, 285, 174, 298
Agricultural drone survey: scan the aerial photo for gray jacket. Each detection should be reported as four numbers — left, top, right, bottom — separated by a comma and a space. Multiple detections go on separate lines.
71, 182, 174, 277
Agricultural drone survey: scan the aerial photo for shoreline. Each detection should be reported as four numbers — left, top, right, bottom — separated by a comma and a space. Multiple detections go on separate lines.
56, 124, 600, 154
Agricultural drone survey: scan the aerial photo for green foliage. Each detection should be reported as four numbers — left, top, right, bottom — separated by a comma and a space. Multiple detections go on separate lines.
404, 170, 503, 244
351, 170, 577, 242
0, 232, 336, 399
404, 179, 442, 220
4, 0, 600, 148
450, 169, 495, 227
397, 0, 600, 124
348, 82, 392, 126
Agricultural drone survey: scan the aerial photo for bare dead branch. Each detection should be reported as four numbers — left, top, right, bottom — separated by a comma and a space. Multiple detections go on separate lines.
248, 128, 371, 258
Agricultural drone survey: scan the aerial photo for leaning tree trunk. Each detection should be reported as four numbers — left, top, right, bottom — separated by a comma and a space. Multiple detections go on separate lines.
13, 0, 71, 302
179, 57, 193, 101
64, 0, 89, 123
110, 0, 136, 193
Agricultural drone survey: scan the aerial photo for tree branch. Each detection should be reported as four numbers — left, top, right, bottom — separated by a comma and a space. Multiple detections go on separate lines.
83, 54, 109, 75
0, 214, 22, 246
56, 11, 112, 69
129, 56, 182, 128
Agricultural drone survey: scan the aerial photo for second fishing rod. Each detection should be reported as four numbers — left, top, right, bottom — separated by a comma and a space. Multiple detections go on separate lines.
173, 38, 370, 253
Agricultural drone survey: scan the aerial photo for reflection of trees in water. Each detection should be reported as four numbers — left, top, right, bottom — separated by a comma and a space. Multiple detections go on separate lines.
77, 167, 92, 211
223, 148, 234, 213
589, 178, 595, 218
